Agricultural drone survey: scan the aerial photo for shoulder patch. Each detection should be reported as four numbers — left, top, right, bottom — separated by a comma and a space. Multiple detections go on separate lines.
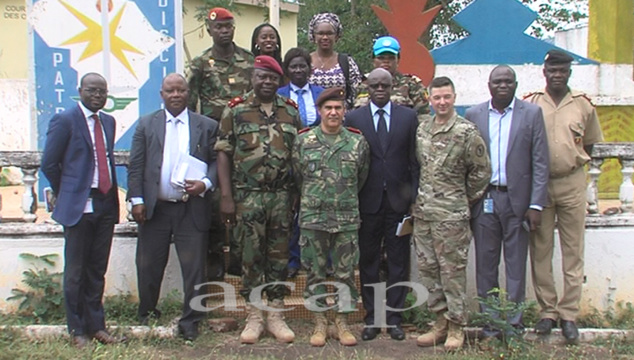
228, 96, 245, 108
346, 127, 362, 135
285, 97, 299, 110
298, 127, 311, 135
522, 91, 542, 100
574, 93, 596, 107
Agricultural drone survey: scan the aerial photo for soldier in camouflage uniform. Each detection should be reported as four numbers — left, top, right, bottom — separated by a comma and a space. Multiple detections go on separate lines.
353, 36, 430, 118
413, 77, 491, 352
186, 7, 254, 278
215, 56, 301, 345
292, 87, 370, 347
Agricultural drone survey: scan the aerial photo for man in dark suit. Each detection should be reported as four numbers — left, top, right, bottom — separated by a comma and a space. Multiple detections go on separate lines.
345, 68, 419, 341
41, 72, 121, 348
127, 73, 219, 341
277, 47, 325, 277
465, 65, 549, 341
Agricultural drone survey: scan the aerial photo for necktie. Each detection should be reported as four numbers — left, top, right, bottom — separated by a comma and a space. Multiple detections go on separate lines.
91, 114, 112, 194
295, 88, 308, 126
377, 109, 388, 152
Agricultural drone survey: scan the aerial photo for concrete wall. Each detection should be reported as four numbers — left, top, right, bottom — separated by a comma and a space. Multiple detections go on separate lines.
1, 222, 633, 316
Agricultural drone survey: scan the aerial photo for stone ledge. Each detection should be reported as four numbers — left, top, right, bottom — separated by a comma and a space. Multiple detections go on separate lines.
0, 222, 138, 236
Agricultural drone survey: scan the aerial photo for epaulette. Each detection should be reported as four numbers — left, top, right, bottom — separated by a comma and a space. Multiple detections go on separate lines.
346, 127, 362, 135
403, 73, 423, 83
298, 127, 311, 135
357, 93, 369, 98
285, 97, 299, 110
228, 96, 245, 108
573, 93, 596, 107
522, 91, 543, 100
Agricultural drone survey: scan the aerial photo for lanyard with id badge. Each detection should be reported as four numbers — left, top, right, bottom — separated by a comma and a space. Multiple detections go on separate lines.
483, 193, 494, 214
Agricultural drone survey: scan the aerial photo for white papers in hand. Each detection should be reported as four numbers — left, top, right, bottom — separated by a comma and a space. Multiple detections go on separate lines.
170, 153, 208, 197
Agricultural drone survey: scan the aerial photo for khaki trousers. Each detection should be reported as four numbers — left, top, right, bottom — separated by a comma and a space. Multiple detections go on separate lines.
530, 167, 587, 321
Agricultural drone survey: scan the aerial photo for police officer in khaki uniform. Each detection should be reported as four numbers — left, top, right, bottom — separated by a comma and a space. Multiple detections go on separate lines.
524, 50, 603, 345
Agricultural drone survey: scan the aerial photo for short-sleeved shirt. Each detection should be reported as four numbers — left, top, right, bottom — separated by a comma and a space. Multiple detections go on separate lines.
524, 89, 603, 178
354, 72, 430, 116
413, 114, 491, 221
215, 92, 302, 191
187, 44, 254, 120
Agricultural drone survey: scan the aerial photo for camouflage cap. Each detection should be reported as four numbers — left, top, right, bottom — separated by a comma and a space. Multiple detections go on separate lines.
316, 87, 345, 107
207, 7, 234, 21
544, 49, 573, 65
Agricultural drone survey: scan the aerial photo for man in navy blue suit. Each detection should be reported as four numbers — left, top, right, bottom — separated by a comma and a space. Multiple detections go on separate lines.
277, 47, 324, 277
41, 72, 121, 348
345, 68, 419, 341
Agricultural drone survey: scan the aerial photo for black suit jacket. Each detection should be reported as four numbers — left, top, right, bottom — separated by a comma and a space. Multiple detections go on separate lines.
345, 103, 419, 214
127, 109, 219, 231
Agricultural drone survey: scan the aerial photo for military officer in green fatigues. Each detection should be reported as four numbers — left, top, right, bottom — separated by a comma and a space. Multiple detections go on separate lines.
353, 36, 430, 118
292, 87, 370, 347
186, 7, 254, 278
414, 76, 491, 352
215, 55, 301, 345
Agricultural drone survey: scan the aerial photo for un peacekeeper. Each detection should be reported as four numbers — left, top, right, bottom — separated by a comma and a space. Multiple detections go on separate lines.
414, 76, 491, 352
186, 7, 254, 278
353, 35, 430, 117
292, 87, 370, 347
215, 55, 302, 345
524, 50, 603, 345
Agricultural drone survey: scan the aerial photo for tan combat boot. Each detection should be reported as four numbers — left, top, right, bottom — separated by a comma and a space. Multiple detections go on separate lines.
444, 321, 465, 352
240, 303, 265, 344
266, 299, 295, 343
334, 313, 357, 346
309, 312, 328, 347
416, 313, 448, 347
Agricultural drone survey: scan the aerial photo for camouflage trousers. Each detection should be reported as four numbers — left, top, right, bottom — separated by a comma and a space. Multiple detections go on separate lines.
208, 191, 241, 276
234, 189, 292, 301
301, 229, 359, 313
413, 220, 471, 325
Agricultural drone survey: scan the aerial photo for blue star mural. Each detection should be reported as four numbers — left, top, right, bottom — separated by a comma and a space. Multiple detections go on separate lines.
431, 0, 597, 65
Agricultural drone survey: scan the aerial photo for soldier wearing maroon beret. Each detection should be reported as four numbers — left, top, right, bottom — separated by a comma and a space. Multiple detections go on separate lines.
214, 54, 302, 344
187, 6, 254, 283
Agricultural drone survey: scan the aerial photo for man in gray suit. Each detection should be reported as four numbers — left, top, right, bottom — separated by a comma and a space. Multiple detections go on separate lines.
127, 73, 219, 341
465, 65, 549, 340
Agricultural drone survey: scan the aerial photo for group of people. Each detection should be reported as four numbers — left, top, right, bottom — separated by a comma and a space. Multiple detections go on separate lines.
40, 6, 602, 352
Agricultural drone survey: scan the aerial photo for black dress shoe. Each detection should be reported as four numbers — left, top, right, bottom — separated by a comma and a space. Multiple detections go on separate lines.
534, 318, 557, 335
387, 325, 405, 341
178, 324, 199, 341
560, 320, 579, 345
72, 335, 90, 349
288, 267, 299, 278
361, 327, 381, 341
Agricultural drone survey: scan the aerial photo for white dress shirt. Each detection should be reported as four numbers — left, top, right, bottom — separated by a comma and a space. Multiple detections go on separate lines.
370, 101, 392, 132
488, 98, 514, 187
289, 83, 317, 126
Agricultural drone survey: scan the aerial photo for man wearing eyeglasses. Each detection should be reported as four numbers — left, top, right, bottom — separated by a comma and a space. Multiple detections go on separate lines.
41, 73, 122, 348
345, 67, 420, 341
187, 7, 255, 280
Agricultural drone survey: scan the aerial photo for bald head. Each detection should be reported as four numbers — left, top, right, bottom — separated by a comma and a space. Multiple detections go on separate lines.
367, 68, 393, 107
161, 73, 189, 117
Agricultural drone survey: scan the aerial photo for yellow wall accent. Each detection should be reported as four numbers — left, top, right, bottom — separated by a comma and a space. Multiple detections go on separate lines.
597, 106, 634, 198
0, 0, 28, 79
183, 0, 298, 68
588, 0, 633, 64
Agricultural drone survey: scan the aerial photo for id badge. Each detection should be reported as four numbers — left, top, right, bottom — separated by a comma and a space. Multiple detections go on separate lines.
483, 198, 494, 214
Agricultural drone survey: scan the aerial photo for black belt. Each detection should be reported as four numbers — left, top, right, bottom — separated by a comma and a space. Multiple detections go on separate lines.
488, 185, 508, 192
157, 199, 186, 204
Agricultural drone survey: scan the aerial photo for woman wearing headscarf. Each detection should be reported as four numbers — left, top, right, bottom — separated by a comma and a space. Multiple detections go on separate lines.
308, 12, 362, 109
251, 23, 283, 69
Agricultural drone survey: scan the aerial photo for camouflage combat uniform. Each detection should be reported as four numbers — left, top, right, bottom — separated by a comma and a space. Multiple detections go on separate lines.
214, 91, 301, 301
354, 72, 430, 117
187, 44, 254, 276
292, 126, 370, 312
413, 114, 491, 326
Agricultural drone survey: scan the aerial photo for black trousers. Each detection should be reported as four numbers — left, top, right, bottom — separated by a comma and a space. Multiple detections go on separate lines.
358, 193, 410, 326
63, 189, 117, 335
136, 200, 208, 330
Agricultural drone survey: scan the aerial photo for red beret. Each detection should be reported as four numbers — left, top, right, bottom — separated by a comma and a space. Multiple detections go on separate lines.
254, 55, 284, 77
207, 7, 234, 21
315, 87, 345, 107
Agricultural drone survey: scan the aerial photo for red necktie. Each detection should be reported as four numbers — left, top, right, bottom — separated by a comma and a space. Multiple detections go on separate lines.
91, 114, 112, 194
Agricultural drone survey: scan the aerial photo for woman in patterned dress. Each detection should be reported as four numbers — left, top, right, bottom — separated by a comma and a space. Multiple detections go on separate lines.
308, 13, 362, 110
